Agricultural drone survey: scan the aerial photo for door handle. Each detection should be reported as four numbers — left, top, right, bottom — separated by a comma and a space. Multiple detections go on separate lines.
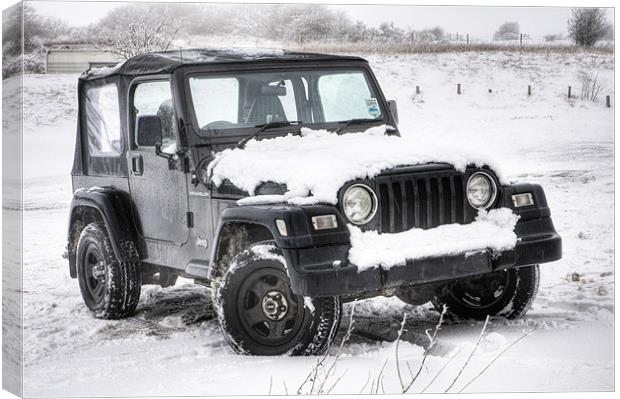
131, 154, 143, 175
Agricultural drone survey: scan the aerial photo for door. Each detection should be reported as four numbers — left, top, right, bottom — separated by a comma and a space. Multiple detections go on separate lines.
127, 79, 190, 245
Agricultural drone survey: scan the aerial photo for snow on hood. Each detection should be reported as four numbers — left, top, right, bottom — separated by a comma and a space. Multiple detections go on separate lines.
348, 208, 519, 270
208, 125, 506, 205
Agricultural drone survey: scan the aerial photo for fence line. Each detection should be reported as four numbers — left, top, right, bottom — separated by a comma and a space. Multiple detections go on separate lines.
413, 83, 612, 107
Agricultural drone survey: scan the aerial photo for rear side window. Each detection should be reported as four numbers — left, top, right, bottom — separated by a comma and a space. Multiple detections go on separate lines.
84, 83, 122, 156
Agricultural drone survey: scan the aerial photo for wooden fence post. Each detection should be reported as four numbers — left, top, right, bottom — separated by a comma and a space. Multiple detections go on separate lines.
457, 83, 461, 95
416, 85, 420, 95
606, 95, 611, 108
528, 85, 532, 96
568, 86, 572, 98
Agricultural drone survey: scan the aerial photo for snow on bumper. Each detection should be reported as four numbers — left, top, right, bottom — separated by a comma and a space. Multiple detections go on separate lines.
348, 208, 519, 271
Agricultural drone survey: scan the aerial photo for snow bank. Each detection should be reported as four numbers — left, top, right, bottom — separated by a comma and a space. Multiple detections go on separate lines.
348, 208, 519, 270
209, 125, 505, 206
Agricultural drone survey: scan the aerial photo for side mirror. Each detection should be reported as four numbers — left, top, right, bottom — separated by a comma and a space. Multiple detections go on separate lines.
135, 115, 163, 147
387, 100, 399, 125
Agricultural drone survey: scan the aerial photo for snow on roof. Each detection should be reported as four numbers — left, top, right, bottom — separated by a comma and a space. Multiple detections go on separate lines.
348, 208, 519, 270
209, 125, 507, 206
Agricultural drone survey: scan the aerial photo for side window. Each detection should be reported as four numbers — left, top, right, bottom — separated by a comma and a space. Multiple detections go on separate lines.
317, 72, 379, 122
85, 84, 122, 157
189, 77, 239, 128
133, 80, 177, 154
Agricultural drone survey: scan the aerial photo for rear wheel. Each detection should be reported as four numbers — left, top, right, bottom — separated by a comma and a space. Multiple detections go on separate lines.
432, 265, 540, 320
215, 243, 341, 356
76, 222, 141, 319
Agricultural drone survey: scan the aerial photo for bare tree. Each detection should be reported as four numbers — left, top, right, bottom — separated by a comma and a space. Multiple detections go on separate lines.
94, 4, 184, 60
568, 8, 610, 47
493, 22, 520, 41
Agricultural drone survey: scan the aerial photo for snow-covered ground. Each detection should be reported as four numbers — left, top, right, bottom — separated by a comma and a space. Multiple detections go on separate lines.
3, 50, 614, 396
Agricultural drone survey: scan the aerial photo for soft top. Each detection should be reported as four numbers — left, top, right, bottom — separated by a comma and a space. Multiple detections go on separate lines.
80, 48, 367, 81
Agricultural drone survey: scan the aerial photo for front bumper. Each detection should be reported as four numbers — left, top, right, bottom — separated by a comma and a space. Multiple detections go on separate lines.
284, 217, 561, 297
283, 183, 562, 297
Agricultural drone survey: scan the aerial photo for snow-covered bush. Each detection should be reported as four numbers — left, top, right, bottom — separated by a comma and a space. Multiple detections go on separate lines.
2, 53, 45, 79
92, 3, 184, 60
544, 33, 564, 42
2, 3, 71, 79
493, 22, 520, 41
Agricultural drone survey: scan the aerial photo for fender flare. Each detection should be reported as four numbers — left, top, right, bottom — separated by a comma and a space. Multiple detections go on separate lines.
67, 187, 140, 277
207, 204, 350, 279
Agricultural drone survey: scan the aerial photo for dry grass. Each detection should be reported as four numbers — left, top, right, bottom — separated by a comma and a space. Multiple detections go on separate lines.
296, 303, 357, 395
291, 41, 614, 55
579, 71, 605, 102
396, 305, 448, 393
291, 307, 538, 395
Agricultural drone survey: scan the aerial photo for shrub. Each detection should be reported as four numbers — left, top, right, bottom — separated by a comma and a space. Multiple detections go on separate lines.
578, 70, 603, 102
494, 22, 520, 41
568, 8, 611, 47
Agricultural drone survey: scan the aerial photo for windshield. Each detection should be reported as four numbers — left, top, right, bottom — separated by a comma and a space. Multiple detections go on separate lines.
188, 68, 384, 133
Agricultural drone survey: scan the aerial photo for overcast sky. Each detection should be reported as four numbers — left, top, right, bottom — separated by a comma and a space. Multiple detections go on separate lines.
29, 1, 614, 41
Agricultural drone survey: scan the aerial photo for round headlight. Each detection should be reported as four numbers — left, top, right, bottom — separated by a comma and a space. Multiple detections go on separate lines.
467, 172, 497, 209
342, 184, 377, 225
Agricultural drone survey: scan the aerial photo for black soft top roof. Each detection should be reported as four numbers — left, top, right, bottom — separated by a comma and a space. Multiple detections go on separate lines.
80, 48, 367, 81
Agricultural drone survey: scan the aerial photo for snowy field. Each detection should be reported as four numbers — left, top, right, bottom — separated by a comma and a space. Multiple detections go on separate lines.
2, 50, 614, 396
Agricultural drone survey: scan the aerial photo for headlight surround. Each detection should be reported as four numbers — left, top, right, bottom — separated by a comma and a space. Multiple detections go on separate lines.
342, 184, 378, 225
467, 172, 497, 209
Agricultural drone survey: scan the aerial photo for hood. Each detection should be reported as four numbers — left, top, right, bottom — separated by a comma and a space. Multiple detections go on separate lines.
209, 125, 506, 206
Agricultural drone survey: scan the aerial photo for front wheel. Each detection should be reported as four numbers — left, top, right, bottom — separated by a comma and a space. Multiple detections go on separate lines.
432, 265, 540, 320
215, 243, 341, 356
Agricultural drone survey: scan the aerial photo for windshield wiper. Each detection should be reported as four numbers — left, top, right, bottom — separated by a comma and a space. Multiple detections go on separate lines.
334, 118, 381, 135
236, 120, 303, 149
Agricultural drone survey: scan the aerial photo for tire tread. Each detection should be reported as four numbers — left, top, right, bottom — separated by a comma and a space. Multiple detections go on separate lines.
77, 222, 141, 320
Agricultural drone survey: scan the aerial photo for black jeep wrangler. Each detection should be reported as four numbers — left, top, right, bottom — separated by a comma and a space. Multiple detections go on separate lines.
67, 49, 561, 356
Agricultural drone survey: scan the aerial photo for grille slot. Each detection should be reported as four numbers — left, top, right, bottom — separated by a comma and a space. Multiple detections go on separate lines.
378, 172, 468, 233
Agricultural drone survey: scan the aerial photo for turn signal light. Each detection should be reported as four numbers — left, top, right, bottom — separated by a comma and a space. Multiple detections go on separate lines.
512, 193, 534, 208
275, 219, 288, 236
312, 215, 338, 230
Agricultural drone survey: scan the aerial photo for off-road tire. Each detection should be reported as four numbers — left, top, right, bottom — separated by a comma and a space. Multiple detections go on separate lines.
432, 265, 540, 320
76, 222, 141, 319
215, 242, 341, 356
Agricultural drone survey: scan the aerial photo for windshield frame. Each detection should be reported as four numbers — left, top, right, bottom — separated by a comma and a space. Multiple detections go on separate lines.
178, 60, 393, 143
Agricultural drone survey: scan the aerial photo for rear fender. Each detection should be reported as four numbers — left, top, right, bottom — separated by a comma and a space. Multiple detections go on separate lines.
67, 187, 140, 278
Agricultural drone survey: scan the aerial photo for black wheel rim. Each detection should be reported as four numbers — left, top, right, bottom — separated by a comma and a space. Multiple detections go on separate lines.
81, 244, 106, 307
449, 270, 514, 309
236, 266, 304, 347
